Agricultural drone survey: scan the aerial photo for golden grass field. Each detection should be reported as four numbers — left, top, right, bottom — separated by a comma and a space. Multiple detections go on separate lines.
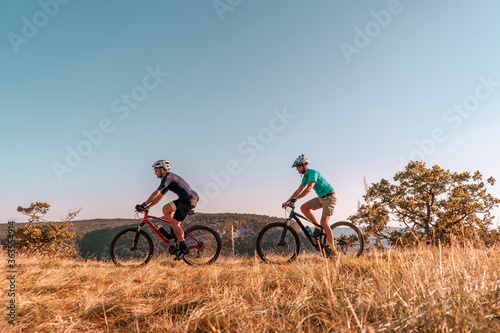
2, 244, 499, 332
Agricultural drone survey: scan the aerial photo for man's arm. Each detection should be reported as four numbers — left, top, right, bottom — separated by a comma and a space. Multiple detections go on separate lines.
144, 190, 164, 208
288, 182, 316, 202
288, 185, 304, 202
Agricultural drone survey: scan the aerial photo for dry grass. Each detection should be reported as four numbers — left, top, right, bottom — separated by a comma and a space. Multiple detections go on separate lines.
2, 244, 500, 332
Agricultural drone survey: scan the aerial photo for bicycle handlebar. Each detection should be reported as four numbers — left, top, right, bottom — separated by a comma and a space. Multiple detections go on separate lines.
135, 203, 149, 214
282, 198, 297, 209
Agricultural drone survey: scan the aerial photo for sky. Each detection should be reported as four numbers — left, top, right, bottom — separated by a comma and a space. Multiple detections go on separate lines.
1, 0, 500, 226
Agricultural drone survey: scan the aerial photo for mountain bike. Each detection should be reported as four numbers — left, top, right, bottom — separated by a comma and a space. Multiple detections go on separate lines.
110, 207, 221, 267
256, 199, 364, 263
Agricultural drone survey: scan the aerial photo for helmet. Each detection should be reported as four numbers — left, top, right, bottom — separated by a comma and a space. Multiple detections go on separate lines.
292, 154, 309, 168
152, 160, 171, 171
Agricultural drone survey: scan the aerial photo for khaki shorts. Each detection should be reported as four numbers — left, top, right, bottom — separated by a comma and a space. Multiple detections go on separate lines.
305, 192, 337, 217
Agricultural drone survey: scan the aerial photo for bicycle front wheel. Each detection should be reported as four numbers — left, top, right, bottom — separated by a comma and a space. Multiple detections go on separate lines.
110, 228, 154, 267
183, 226, 222, 265
256, 222, 300, 264
330, 221, 364, 258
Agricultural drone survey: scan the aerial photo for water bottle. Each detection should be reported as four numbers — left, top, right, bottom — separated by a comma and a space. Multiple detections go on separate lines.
305, 226, 314, 237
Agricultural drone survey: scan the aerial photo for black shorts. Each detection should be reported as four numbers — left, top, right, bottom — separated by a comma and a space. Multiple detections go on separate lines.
171, 198, 197, 221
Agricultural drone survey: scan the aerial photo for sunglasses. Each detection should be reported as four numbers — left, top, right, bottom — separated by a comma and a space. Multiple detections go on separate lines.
154, 168, 162, 172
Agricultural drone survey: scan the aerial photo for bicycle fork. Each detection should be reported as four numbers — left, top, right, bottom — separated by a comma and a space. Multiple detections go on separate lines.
278, 219, 293, 246
131, 223, 145, 251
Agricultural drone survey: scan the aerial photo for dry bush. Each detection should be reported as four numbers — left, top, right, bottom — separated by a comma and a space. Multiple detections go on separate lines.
13, 221, 76, 258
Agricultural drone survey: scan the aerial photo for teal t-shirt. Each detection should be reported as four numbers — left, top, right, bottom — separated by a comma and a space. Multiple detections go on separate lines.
301, 169, 334, 197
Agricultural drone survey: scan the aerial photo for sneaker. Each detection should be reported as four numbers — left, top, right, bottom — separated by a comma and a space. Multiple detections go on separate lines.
323, 247, 336, 258
173, 247, 190, 261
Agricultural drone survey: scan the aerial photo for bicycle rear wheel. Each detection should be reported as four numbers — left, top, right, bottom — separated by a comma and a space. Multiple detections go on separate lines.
110, 228, 154, 267
183, 225, 222, 265
330, 221, 364, 258
256, 222, 300, 264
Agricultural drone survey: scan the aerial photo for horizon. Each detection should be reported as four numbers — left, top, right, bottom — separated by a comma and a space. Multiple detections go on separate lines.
2, 1, 500, 225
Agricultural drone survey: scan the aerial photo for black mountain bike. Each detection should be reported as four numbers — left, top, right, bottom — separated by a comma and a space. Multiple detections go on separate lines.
256, 200, 364, 263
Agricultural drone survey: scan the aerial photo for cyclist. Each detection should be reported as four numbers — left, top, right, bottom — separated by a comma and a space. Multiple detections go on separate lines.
136, 160, 199, 261
285, 154, 337, 257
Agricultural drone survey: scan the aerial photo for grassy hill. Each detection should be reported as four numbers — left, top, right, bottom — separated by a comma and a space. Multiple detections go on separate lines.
2, 245, 499, 332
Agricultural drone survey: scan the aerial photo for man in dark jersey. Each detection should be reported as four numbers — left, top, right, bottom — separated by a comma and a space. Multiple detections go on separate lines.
139, 160, 199, 260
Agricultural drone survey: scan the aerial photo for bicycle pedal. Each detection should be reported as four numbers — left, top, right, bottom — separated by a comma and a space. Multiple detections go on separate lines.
173, 248, 190, 261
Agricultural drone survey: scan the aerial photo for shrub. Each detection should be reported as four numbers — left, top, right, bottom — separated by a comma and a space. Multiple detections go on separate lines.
14, 221, 76, 258
10, 202, 80, 258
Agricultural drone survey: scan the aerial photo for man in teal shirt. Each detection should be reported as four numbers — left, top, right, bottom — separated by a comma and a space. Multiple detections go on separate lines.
285, 154, 337, 257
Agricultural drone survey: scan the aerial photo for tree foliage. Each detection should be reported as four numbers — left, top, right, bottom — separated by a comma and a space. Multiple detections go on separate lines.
349, 161, 500, 247
12, 203, 79, 258
17, 201, 51, 227
14, 221, 77, 258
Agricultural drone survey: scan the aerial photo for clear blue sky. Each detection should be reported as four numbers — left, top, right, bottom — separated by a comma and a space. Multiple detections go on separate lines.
2, 0, 500, 226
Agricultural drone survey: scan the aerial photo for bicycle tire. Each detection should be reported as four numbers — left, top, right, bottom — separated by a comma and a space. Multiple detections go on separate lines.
330, 221, 364, 257
256, 222, 300, 264
183, 225, 222, 266
110, 228, 154, 267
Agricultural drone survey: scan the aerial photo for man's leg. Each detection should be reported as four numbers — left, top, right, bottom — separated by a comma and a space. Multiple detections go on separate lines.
162, 202, 175, 223
319, 194, 337, 251
172, 216, 188, 261
302, 200, 334, 256
170, 218, 185, 242
163, 201, 185, 241
171, 199, 197, 260
300, 201, 320, 226
320, 215, 334, 250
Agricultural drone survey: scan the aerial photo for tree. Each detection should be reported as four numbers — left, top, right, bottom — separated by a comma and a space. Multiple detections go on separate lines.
349, 161, 500, 247
17, 201, 51, 227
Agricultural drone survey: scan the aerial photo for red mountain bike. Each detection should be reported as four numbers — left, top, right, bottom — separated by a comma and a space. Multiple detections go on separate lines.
110, 207, 221, 267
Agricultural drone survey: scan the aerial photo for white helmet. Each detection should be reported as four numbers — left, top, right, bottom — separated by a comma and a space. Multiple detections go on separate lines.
152, 160, 171, 171
291, 154, 309, 168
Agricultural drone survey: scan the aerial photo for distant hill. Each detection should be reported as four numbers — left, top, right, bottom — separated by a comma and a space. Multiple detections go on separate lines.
2, 213, 312, 259
77, 212, 307, 259
0, 215, 404, 258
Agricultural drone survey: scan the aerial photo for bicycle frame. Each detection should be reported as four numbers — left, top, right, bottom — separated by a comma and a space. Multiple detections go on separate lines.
283, 205, 323, 251
133, 212, 201, 250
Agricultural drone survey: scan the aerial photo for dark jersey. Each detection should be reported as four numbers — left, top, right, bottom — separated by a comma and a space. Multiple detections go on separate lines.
157, 172, 198, 200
